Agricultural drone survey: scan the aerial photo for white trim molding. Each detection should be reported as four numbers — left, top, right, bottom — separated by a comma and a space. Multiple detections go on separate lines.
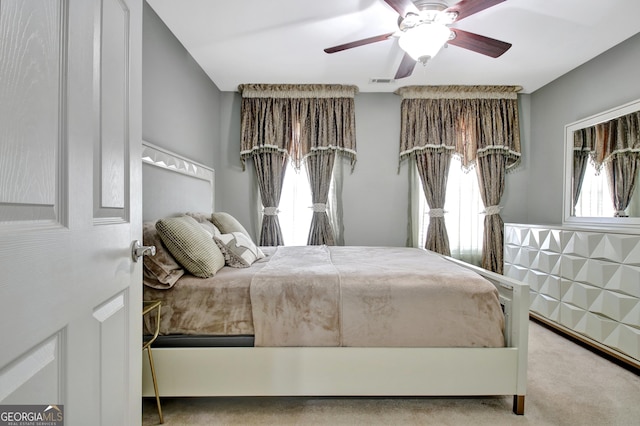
142, 141, 214, 184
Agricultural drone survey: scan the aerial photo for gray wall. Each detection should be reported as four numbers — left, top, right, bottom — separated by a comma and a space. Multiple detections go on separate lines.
525, 33, 640, 225
344, 93, 407, 246
216, 92, 261, 237
142, 2, 220, 167
502, 94, 531, 225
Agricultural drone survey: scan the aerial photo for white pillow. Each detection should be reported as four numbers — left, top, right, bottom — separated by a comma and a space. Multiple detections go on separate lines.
214, 232, 265, 268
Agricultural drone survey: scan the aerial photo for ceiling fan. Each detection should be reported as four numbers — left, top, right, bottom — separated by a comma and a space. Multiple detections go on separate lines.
324, 0, 512, 79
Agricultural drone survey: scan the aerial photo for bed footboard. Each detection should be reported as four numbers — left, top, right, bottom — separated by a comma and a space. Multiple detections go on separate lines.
143, 347, 522, 398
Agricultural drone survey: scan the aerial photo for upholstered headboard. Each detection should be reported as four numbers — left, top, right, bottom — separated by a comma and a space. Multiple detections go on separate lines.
142, 141, 215, 221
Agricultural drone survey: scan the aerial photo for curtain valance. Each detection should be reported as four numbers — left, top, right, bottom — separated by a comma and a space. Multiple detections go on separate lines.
239, 84, 358, 170
582, 110, 640, 169
238, 84, 358, 99
395, 85, 522, 171
395, 85, 520, 100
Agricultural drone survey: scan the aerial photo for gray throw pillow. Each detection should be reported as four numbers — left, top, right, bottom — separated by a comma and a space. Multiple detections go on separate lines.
211, 212, 252, 238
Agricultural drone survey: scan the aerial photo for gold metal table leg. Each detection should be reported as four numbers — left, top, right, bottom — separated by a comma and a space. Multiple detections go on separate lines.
146, 345, 163, 424
143, 300, 164, 424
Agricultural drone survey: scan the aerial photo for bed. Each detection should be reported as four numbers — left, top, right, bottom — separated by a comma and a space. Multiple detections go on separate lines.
140, 141, 529, 415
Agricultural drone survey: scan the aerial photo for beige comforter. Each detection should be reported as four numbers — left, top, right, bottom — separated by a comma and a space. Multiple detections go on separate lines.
250, 246, 505, 348
143, 251, 273, 336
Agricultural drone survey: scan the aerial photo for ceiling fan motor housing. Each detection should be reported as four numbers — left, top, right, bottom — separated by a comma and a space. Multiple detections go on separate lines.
398, 1, 458, 31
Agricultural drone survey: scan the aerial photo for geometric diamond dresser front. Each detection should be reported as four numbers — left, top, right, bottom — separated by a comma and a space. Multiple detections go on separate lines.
504, 224, 640, 366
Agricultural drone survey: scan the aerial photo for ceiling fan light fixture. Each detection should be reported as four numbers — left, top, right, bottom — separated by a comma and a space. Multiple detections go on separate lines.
435, 11, 458, 25
398, 23, 451, 63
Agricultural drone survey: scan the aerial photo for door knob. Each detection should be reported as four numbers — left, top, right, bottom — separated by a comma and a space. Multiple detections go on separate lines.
131, 240, 156, 262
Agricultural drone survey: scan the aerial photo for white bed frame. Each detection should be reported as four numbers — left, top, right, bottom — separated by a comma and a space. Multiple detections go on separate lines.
140, 142, 530, 415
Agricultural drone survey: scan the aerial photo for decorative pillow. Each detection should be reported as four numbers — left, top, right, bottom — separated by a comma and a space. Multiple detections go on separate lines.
214, 232, 266, 268
185, 212, 222, 238
211, 212, 265, 257
142, 221, 184, 289
155, 215, 225, 278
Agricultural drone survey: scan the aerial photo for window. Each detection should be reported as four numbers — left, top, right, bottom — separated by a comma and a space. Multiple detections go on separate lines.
574, 162, 615, 217
418, 157, 484, 265
279, 159, 313, 246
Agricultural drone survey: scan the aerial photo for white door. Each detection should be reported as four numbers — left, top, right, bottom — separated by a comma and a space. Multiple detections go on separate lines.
0, 0, 142, 424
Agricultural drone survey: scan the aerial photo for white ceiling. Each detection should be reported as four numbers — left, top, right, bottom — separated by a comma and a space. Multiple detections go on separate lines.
147, 0, 640, 94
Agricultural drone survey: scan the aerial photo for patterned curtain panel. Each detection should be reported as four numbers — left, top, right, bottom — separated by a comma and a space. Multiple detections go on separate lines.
238, 94, 292, 245
239, 84, 357, 246
472, 89, 521, 274
396, 93, 459, 255
305, 152, 336, 245
415, 150, 452, 255
396, 85, 521, 273
298, 93, 356, 245
475, 153, 507, 273
600, 112, 640, 217
572, 127, 596, 214
253, 151, 288, 246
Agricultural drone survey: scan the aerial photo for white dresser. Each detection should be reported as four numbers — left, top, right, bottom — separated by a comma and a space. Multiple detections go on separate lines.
504, 224, 640, 367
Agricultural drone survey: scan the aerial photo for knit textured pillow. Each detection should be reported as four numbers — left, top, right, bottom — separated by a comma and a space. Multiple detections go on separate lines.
155, 215, 225, 278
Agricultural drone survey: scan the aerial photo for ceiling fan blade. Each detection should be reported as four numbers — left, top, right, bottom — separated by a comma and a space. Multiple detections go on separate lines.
448, 28, 512, 58
324, 32, 396, 54
445, 0, 506, 22
383, 0, 419, 17
394, 52, 416, 79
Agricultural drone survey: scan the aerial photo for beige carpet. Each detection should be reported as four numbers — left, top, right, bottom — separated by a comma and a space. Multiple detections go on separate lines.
142, 320, 640, 425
